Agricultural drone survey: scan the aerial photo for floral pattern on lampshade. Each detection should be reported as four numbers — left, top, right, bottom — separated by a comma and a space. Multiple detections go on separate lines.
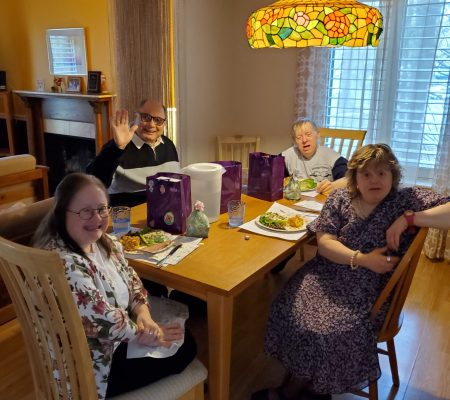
247, 0, 383, 48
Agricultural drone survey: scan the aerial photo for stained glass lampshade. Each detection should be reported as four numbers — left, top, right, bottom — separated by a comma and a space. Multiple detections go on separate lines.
246, 0, 383, 48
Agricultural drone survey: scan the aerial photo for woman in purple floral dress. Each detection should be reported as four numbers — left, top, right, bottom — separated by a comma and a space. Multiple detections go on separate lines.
253, 144, 450, 400
33, 173, 196, 399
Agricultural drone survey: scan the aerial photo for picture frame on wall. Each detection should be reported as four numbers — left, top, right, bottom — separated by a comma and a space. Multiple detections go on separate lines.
66, 76, 82, 93
87, 71, 101, 93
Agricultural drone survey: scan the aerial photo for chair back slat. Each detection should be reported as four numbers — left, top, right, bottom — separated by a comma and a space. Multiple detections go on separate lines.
0, 198, 54, 324
319, 128, 366, 159
217, 135, 261, 183
0, 237, 98, 399
371, 227, 428, 339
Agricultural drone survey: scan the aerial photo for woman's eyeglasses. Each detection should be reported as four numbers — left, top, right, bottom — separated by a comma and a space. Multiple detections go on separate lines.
136, 112, 166, 126
67, 206, 111, 220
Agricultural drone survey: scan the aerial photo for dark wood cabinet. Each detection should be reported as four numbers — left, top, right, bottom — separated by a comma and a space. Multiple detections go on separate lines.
0, 91, 15, 156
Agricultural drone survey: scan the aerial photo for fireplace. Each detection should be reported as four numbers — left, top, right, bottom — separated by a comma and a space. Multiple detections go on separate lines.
13, 90, 115, 164
45, 133, 96, 194
12, 90, 115, 193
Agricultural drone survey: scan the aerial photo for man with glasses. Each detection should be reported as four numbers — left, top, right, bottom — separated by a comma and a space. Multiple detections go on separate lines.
87, 99, 179, 206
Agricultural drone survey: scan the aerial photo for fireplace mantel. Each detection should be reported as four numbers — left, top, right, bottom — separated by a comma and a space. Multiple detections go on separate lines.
14, 90, 116, 164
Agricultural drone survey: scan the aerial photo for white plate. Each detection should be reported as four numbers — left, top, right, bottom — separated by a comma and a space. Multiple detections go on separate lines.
114, 228, 173, 254
124, 241, 173, 255
255, 218, 309, 233
301, 189, 317, 194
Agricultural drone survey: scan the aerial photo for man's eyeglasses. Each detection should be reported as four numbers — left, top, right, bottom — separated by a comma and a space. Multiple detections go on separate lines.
67, 206, 111, 220
136, 112, 166, 126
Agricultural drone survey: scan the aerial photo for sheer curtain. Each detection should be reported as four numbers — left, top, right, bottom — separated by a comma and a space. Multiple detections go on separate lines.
295, 0, 450, 186
294, 0, 450, 258
424, 99, 450, 259
295, 47, 330, 126
109, 0, 177, 142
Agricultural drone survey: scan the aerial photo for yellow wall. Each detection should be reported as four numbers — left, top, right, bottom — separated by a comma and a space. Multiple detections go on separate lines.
1, 0, 298, 162
0, 0, 29, 91
0, 0, 113, 111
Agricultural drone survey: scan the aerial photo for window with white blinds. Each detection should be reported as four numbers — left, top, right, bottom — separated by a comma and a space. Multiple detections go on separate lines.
325, 0, 450, 186
48, 36, 78, 75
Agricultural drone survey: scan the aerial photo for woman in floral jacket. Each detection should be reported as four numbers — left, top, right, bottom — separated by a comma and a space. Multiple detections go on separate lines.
33, 173, 196, 399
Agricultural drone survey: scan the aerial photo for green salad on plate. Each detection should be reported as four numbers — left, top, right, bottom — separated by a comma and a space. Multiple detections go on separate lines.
299, 178, 317, 191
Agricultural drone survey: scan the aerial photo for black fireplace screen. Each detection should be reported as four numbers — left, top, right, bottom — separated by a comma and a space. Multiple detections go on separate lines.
45, 133, 96, 194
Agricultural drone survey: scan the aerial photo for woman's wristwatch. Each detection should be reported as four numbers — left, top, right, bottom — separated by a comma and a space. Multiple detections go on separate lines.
403, 210, 416, 233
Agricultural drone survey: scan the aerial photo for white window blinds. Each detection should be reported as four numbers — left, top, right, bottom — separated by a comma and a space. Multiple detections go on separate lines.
324, 0, 450, 186
48, 36, 79, 75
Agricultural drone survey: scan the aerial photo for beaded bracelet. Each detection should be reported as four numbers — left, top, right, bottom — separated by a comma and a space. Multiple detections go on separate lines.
350, 250, 360, 270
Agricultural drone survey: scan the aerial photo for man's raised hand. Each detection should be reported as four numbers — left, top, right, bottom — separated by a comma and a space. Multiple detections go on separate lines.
112, 109, 138, 150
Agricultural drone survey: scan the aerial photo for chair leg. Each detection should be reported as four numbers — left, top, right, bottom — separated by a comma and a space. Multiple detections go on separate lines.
386, 339, 400, 387
368, 380, 378, 400
299, 244, 305, 262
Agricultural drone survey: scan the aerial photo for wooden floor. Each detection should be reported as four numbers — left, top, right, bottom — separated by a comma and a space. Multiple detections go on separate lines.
1, 245, 449, 400
190, 245, 450, 400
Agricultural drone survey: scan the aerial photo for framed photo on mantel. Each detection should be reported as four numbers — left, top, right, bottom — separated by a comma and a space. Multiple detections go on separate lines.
66, 77, 81, 93
87, 71, 101, 93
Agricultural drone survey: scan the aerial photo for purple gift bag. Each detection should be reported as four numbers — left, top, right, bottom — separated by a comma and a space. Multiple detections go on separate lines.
247, 152, 285, 201
212, 161, 242, 214
146, 172, 192, 234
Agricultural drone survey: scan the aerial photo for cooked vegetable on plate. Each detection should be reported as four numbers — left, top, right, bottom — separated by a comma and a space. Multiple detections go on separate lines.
119, 228, 171, 252
119, 235, 141, 251
139, 228, 167, 245
258, 212, 305, 231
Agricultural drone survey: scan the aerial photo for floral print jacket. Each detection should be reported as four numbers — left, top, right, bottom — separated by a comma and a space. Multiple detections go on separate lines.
44, 234, 149, 399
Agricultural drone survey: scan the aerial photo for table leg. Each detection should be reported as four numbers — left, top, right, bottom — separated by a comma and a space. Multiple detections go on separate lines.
207, 292, 233, 400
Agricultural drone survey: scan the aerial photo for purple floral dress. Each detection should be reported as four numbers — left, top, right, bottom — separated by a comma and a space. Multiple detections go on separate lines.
265, 187, 449, 394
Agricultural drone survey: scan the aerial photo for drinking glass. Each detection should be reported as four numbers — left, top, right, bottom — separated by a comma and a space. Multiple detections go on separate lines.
227, 200, 246, 227
111, 206, 131, 235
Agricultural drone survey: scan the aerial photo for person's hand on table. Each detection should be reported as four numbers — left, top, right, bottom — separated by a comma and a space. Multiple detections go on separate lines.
111, 109, 138, 150
316, 179, 333, 195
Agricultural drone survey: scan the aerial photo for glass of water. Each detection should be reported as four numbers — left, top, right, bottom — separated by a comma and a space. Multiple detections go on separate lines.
227, 200, 246, 228
111, 206, 131, 235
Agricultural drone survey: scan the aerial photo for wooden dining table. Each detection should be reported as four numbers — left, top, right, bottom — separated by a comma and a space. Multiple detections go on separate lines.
127, 194, 324, 400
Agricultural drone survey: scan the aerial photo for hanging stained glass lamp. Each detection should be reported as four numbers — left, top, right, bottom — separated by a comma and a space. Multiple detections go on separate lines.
246, 0, 383, 48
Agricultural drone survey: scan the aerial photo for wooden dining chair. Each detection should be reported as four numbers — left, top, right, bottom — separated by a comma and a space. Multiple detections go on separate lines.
0, 237, 207, 400
217, 135, 261, 185
0, 198, 55, 398
351, 227, 429, 400
319, 128, 366, 159
0, 197, 54, 326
